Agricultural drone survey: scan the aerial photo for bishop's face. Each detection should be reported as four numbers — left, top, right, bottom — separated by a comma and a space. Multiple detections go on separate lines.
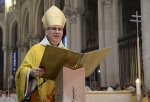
46, 25, 63, 46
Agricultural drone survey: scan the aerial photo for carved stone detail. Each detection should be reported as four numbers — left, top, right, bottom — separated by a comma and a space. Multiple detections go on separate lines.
2, 46, 8, 52
17, 41, 29, 51
27, 32, 43, 46
9, 47, 14, 53
104, 0, 113, 5
69, 8, 85, 24
63, 8, 71, 18
70, 13, 77, 24
76, 8, 85, 16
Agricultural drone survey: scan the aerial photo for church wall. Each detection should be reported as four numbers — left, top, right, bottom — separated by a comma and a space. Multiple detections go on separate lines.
140, 0, 150, 92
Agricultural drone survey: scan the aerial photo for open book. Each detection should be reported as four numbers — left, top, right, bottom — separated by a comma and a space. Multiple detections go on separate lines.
40, 45, 112, 80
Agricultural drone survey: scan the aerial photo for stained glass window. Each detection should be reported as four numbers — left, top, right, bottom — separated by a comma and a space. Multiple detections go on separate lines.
63, 35, 67, 47
13, 50, 17, 77
0, 0, 5, 8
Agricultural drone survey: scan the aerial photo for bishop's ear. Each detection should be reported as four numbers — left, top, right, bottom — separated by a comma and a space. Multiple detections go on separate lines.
45, 30, 49, 36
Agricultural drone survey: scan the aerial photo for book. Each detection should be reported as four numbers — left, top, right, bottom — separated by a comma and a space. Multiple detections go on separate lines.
40, 45, 112, 80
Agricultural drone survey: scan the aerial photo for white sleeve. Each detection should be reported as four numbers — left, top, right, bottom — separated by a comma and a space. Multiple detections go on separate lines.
24, 70, 37, 99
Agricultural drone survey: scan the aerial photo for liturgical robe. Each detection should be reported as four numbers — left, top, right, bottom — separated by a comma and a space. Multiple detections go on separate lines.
16, 36, 67, 102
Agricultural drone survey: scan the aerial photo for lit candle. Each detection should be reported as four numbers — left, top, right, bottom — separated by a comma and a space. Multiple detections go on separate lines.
136, 79, 141, 96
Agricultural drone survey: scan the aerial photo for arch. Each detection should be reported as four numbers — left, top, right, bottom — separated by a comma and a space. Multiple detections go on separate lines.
9, 17, 18, 48
34, 0, 44, 39
22, 7, 29, 43
9, 17, 18, 87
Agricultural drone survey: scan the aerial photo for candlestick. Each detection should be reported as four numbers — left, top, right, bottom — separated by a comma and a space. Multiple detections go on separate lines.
136, 79, 141, 96
136, 79, 141, 102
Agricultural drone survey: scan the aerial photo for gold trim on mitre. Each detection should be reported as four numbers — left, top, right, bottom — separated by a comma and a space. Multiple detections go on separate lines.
42, 5, 66, 29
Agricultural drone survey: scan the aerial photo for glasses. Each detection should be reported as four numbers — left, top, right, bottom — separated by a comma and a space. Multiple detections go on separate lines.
48, 27, 63, 32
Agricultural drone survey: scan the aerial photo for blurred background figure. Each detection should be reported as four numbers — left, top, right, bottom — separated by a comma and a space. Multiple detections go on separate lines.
107, 86, 114, 91
0, 90, 15, 102
126, 83, 135, 92
0, 88, 6, 102
10, 88, 18, 102
96, 86, 102, 91
114, 83, 121, 91
85, 86, 91, 91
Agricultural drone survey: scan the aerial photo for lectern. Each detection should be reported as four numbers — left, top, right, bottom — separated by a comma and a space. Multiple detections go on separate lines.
40, 45, 111, 102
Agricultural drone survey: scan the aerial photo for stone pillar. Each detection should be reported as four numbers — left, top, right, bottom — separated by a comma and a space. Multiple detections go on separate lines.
29, 0, 33, 33
70, 12, 77, 51
68, 0, 85, 52
76, 9, 84, 52
140, 0, 150, 91
104, 0, 114, 86
98, 0, 106, 87
44, 0, 54, 11
44, 0, 49, 12
28, 33, 42, 48
65, 0, 70, 6
17, 0, 21, 66
76, 0, 84, 51
17, 41, 21, 66
18, 42, 29, 62
2, 46, 9, 88
28, 32, 33, 48
69, 8, 84, 52
82, 12, 87, 50
3, 0, 10, 88
8, 47, 13, 87
64, 7, 71, 49
112, 0, 119, 84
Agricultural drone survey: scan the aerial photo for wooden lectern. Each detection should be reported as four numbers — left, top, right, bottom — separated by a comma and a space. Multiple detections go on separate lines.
55, 66, 85, 102
40, 45, 111, 102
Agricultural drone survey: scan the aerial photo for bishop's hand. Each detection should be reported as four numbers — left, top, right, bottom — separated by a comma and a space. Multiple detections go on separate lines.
30, 67, 45, 78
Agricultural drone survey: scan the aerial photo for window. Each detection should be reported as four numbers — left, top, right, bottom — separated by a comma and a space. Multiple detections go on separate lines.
9, 0, 16, 11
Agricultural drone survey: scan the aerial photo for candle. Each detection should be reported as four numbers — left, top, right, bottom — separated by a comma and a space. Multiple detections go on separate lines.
136, 79, 141, 96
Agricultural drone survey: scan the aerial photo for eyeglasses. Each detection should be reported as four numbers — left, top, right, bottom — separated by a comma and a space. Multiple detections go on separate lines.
48, 27, 63, 32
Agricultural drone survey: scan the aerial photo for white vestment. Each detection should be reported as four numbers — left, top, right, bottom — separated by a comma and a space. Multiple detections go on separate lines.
0, 96, 15, 102
10, 94, 18, 102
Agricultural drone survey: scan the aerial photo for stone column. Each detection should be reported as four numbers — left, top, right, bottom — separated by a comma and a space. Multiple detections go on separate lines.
140, 0, 150, 91
17, 41, 21, 66
76, 0, 84, 51
27, 32, 32, 48
29, 0, 33, 33
70, 11, 78, 51
3, 0, 10, 88
28, 34, 42, 47
64, 7, 71, 49
2, 46, 8, 88
98, 0, 106, 87
8, 47, 13, 87
17, 0, 21, 66
112, 0, 119, 84
44, 0, 49, 12
18, 42, 29, 62
65, 0, 70, 6
76, 9, 84, 52
82, 12, 87, 50
104, 0, 114, 86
